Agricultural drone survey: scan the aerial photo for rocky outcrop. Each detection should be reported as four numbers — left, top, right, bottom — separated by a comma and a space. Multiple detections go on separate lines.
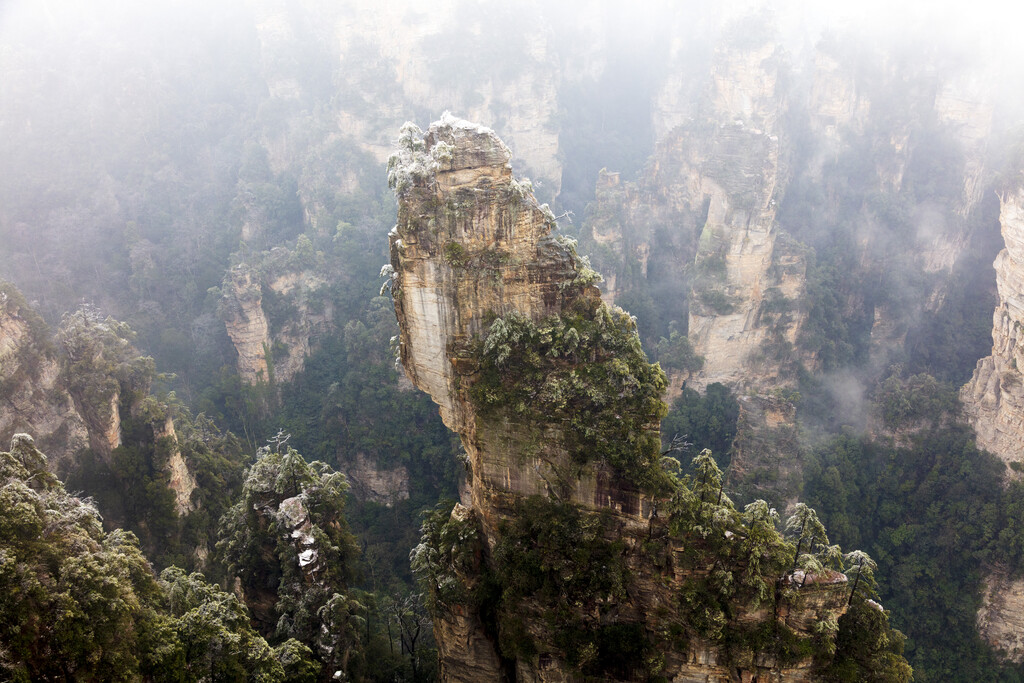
154, 416, 197, 516
220, 265, 271, 383
963, 183, 1024, 659
219, 256, 331, 386
0, 285, 89, 473
684, 124, 808, 392
342, 453, 409, 507
1, 287, 201, 523
57, 310, 156, 461
388, 113, 576, 441
728, 393, 804, 506
683, 36, 810, 394
977, 571, 1024, 663
389, 118, 902, 682
962, 186, 1024, 466
584, 30, 809, 397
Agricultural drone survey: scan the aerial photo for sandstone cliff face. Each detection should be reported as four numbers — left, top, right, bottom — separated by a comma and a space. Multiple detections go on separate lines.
977, 572, 1024, 664
683, 38, 811, 395
390, 118, 866, 682
585, 33, 809, 396
221, 265, 271, 383
962, 186, 1024, 466
342, 453, 409, 507
962, 184, 1024, 659
220, 258, 331, 385
684, 123, 807, 393
388, 113, 576, 440
263, 269, 329, 384
652, 37, 810, 506
153, 416, 197, 516
0, 287, 89, 474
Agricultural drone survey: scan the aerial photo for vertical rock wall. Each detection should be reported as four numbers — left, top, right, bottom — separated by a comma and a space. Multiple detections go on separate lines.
962, 186, 1024, 466
221, 265, 272, 383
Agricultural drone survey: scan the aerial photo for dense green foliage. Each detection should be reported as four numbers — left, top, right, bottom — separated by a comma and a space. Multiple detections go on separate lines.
803, 375, 1024, 681
661, 382, 740, 474
492, 497, 637, 675
0, 435, 285, 682
410, 449, 911, 681
411, 501, 489, 615
57, 308, 157, 431
259, 295, 461, 588
66, 406, 250, 577
471, 303, 669, 492
218, 447, 361, 677
655, 324, 705, 374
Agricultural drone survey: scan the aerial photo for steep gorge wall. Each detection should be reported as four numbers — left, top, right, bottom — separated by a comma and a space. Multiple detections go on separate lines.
582, 28, 1004, 508
962, 185, 1024, 466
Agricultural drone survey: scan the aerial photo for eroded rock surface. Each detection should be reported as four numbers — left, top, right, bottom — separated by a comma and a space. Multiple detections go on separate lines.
154, 416, 197, 516
978, 571, 1024, 664
342, 453, 409, 507
0, 288, 89, 473
962, 186, 1024, 466
219, 258, 331, 385
0, 286, 198, 518
389, 117, 877, 682
221, 265, 272, 383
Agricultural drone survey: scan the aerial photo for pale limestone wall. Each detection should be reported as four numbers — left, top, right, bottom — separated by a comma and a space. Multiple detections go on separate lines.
962, 188, 1024, 466
222, 265, 271, 383
978, 572, 1024, 663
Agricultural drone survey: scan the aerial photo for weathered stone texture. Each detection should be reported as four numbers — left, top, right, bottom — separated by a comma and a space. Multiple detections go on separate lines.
0, 291, 89, 473
962, 187, 1024, 466
978, 571, 1024, 664
221, 265, 272, 383
390, 117, 849, 682
342, 453, 409, 507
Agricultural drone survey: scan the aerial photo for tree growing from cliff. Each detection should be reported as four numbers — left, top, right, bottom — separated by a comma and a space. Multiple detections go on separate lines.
843, 550, 878, 606
786, 502, 829, 570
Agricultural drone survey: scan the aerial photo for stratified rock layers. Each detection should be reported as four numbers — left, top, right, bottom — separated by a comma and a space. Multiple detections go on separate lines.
389, 117, 853, 682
